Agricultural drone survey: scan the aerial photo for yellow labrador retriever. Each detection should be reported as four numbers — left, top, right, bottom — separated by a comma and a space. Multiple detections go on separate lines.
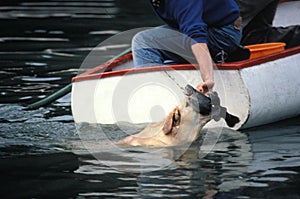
116, 85, 239, 147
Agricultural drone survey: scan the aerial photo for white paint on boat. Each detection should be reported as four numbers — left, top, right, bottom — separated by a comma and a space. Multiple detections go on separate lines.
72, 67, 252, 129
240, 53, 300, 128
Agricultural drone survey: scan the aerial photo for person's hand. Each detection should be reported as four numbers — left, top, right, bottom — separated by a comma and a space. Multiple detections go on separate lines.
196, 80, 214, 94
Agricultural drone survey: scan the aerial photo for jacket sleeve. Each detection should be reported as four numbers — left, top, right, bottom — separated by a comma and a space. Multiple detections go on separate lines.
173, 0, 208, 44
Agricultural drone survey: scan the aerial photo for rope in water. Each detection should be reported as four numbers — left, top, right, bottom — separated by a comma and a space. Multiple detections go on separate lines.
26, 84, 72, 110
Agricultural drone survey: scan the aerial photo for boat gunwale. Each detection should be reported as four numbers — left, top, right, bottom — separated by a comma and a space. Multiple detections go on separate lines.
72, 46, 300, 83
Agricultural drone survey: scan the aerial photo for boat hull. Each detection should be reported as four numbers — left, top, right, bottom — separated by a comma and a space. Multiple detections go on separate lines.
240, 52, 300, 128
72, 50, 300, 129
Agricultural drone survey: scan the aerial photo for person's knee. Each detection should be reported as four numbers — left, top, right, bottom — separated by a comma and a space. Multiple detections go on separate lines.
133, 28, 167, 46
132, 30, 153, 46
132, 31, 145, 44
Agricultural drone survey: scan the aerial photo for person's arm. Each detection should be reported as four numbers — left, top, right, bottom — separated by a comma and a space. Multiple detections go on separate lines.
170, 1, 214, 93
191, 43, 215, 93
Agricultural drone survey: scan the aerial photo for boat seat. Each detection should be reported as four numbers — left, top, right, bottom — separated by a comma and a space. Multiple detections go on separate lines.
226, 42, 287, 62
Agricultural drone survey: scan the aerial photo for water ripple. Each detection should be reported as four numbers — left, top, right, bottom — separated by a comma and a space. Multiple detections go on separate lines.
0, 6, 119, 19
0, 37, 69, 42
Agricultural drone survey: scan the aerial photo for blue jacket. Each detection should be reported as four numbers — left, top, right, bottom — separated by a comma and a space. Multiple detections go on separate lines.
149, 0, 240, 44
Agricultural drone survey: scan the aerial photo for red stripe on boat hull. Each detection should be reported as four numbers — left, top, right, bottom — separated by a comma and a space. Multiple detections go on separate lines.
72, 46, 300, 83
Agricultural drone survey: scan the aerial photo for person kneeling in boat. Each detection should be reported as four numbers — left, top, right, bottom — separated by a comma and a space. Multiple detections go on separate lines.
132, 0, 242, 94
234, 0, 300, 48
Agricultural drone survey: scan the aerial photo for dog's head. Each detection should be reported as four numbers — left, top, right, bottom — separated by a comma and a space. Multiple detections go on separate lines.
116, 85, 239, 147
162, 85, 212, 138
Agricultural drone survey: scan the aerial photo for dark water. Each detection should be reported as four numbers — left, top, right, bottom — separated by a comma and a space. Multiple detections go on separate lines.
1, 1, 300, 198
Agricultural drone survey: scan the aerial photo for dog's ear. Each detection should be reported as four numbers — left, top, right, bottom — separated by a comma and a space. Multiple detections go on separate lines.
162, 110, 174, 135
163, 107, 180, 135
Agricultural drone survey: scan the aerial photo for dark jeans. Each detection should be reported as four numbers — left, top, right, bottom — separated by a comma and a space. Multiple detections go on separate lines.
238, 0, 300, 48
132, 24, 242, 67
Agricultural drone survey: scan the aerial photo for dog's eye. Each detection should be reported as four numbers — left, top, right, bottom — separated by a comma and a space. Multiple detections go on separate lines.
174, 110, 180, 121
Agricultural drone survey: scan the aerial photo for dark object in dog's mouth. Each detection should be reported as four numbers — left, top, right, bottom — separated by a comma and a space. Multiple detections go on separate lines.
184, 84, 211, 115
184, 84, 240, 127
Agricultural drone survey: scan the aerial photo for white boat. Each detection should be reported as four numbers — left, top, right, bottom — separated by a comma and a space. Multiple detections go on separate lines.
71, 0, 300, 130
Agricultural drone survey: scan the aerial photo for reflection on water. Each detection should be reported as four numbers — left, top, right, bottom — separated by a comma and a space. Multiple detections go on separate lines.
72, 119, 300, 198
1, 0, 300, 198
0, 0, 160, 104
2, 117, 299, 198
